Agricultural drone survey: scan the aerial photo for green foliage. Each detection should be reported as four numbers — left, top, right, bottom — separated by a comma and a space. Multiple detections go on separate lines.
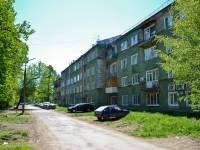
155, 0, 200, 109
21, 131, 28, 137
0, 0, 35, 107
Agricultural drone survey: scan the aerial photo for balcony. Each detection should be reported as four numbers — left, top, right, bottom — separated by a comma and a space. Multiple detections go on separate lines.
106, 53, 117, 63
138, 26, 157, 48
105, 78, 118, 93
140, 81, 160, 92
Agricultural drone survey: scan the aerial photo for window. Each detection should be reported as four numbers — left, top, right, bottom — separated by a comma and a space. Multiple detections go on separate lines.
131, 34, 138, 46
132, 95, 140, 105
168, 83, 175, 91
73, 87, 76, 93
110, 63, 117, 73
144, 25, 156, 41
121, 76, 128, 87
166, 43, 172, 54
91, 67, 95, 75
144, 46, 157, 60
132, 74, 139, 85
146, 69, 158, 82
91, 81, 95, 90
87, 69, 90, 77
77, 63, 79, 69
147, 93, 159, 106
168, 71, 173, 78
91, 98, 95, 103
121, 58, 127, 69
76, 86, 79, 93
74, 65, 76, 71
164, 16, 172, 29
70, 78, 73, 84
168, 92, 179, 106
121, 41, 127, 51
87, 83, 90, 90
77, 74, 79, 81
91, 52, 96, 60
186, 92, 192, 107
176, 84, 184, 90
74, 76, 76, 83
131, 54, 138, 65
80, 73, 82, 80
80, 85, 82, 92
122, 95, 128, 106
87, 55, 90, 63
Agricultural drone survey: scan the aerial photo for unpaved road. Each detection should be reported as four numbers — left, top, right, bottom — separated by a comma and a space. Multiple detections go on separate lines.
27, 105, 166, 150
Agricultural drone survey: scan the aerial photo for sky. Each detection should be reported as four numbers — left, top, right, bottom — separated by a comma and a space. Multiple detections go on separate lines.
13, 0, 169, 74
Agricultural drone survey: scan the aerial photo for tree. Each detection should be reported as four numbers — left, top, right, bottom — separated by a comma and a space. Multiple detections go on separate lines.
0, 0, 35, 107
156, 0, 200, 110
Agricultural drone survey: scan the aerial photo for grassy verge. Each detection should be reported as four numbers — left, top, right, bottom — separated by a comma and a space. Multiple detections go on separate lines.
69, 111, 200, 138
0, 111, 35, 149
55, 105, 68, 112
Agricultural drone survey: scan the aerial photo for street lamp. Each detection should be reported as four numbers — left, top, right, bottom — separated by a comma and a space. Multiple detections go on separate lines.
22, 58, 35, 114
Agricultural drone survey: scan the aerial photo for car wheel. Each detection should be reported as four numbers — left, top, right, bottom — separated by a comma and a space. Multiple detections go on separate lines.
104, 115, 110, 121
72, 109, 76, 113
97, 117, 102, 121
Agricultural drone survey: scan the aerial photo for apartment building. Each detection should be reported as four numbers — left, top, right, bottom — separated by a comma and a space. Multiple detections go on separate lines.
54, 0, 192, 111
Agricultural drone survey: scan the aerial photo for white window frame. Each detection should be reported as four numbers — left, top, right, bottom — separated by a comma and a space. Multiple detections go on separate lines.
168, 83, 175, 91
110, 63, 117, 73
144, 46, 157, 60
168, 92, 179, 106
164, 16, 172, 29
146, 69, 158, 82
122, 95, 128, 106
131, 53, 138, 65
132, 74, 139, 85
147, 93, 159, 106
132, 95, 140, 106
166, 43, 172, 54
121, 76, 128, 87
185, 92, 192, 107
131, 34, 138, 46
121, 41, 127, 51
176, 84, 184, 90
168, 71, 173, 78
121, 58, 127, 69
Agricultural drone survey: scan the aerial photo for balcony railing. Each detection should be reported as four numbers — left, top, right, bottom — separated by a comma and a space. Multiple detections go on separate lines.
106, 53, 117, 62
106, 78, 117, 87
138, 31, 156, 48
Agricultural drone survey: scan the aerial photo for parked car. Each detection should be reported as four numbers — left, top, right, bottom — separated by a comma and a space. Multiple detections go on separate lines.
68, 103, 94, 113
94, 105, 130, 120
34, 102, 39, 106
43, 102, 50, 109
47, 103, 56, 109
39, 103, 44, 108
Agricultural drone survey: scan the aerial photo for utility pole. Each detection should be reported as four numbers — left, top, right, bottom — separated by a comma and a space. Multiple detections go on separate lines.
22, 58, 35, 114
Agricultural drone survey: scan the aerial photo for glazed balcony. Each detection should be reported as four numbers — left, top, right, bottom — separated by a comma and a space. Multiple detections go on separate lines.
105, 78, 118, 93
106, 53, 117, 63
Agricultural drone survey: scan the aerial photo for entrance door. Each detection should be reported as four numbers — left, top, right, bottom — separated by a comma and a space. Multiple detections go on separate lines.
110, 96, 117, 105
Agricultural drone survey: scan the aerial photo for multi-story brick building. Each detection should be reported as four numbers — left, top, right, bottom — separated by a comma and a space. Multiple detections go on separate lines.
54, 0, 192, 112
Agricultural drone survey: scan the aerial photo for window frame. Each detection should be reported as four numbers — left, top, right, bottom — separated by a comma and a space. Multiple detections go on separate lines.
110, 62, 117, 73
132, 74, 139, 85
144, 46, 157, 60
168, 92, 179, 106
121, 76, 128, 87
164, 16, 172, 29
122, 95, 128, 106
131, 34, 138, 46
132, 94, 140, 106
131, 53, 138, 65
147, 93, 159, 106
121, 41, 127, 51
121, 58, 127, 69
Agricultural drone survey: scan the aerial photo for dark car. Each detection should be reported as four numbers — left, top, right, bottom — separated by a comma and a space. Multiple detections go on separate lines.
47, 103, 56, 109
68, 103, 94, 113
94, 105, 130, 120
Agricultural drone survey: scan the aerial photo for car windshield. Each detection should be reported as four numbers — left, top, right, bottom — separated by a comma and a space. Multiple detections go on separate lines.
95, 106, 107, 111
114, 106, 122, 111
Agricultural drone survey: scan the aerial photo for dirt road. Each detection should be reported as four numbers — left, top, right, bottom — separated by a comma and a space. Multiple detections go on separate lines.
27, 105, 166, 150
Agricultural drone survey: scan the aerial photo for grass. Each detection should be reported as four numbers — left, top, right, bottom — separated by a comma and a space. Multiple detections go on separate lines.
69, 110, 200, 138
0, 112, 30, 123
0, 111, 35, 149
0, 142, 36, 150
55, 105, 68, 112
